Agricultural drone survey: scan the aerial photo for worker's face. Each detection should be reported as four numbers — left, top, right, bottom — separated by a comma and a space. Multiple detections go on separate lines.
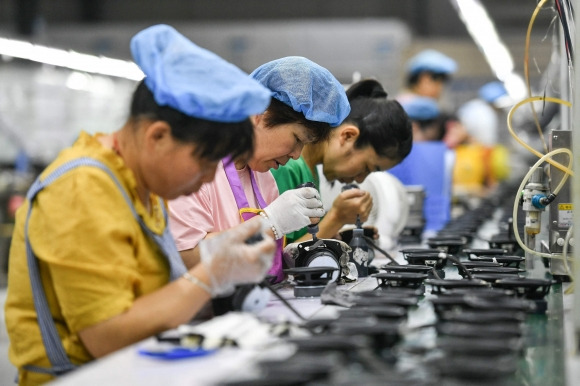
414, 72, 446, 99
322, 126, 398, 183
248, 114, 314, 172
142, 123, 219, 199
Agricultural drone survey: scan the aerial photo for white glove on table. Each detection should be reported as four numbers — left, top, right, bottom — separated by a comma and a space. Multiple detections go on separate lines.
263, 187, 325, 239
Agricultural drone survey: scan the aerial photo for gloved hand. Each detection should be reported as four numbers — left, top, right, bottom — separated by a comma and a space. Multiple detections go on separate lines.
263, 187, 325, 239
200, 218, 276, 296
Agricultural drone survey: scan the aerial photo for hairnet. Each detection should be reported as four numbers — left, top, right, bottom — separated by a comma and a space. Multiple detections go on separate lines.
457, 99, 498, 146
401, 97, 440, 121
130, 24, 271, 122
250, 56, 350, 127
407, 49, 458, 76
479, 81, 507, 103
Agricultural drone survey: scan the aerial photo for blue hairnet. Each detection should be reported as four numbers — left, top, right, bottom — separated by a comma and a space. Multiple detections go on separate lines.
250, 56, 350, 127
130, 24, 271, 122
401, 97, 440, 121
407, 49, 457, 76
478, 81, 507, 104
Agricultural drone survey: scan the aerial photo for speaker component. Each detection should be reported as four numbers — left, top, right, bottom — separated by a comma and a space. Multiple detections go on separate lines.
211, 284, 271, 317
372, 272, 428, 290
284, 266, 338, 298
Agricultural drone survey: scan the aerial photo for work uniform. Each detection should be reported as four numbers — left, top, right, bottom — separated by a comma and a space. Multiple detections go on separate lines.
168, 161, 281, 275
270, 156, 319, 243
5, 132, 171, 385
453, 142, 510, 196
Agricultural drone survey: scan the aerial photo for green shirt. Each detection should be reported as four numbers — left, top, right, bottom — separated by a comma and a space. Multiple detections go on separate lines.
271, 156, 319, 243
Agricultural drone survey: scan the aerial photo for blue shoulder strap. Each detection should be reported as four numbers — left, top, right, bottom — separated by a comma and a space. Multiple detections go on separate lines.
23, 157, 186, 376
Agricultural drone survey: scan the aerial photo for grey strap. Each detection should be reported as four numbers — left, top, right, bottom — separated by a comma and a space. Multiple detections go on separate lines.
23, 157, 186, 376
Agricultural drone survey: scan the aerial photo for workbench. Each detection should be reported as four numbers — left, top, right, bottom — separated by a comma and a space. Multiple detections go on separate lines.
49, 250, 572, 386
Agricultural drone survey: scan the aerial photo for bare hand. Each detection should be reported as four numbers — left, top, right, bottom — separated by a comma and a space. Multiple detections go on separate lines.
331, 189, 373, 225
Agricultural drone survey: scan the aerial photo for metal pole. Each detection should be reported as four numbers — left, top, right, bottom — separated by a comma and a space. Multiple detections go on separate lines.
571, 0, 580, 352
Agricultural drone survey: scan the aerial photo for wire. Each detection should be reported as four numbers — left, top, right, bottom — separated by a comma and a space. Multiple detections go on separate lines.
555, 0, 574, 62
446, 254, 473, 280
363, 235, 399, 265
261, 279, 308, 322
523, 0, 551, 154
511, 147, 573, 259
507, 96, 574, 177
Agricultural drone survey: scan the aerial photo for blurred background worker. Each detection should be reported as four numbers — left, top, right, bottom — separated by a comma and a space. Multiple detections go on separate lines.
388, 96, 455, 239
452, 85, 511, 204
477, 80, 516, 146
271, 79, 413, 245
4, 24, 279, 386
396, 49, 458, 109
403, 96, 447, 142
168, 56, 350, 283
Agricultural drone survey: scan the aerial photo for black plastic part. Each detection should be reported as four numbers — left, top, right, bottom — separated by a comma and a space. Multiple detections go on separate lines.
339, 227, 375, 244
463, 248, 508, 257
492, 277, 555, 300
469, 255, 525, 268
404, 253, 448, 270
426, 279, 490, 294
372, 272, 428, 289
285, 266, 338, 286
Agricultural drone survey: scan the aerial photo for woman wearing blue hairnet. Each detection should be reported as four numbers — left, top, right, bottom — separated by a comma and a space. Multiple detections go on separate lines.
397, 49, 457, 105
272, 79, 413, 244
168, 56, 350, 283
5, 25, 277, 385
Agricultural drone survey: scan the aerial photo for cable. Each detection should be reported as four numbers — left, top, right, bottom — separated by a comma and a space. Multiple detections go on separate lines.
261, 279, 308, 322
446, 254, 473, 280
507, 96, 574, 177
511, 147, 573, 259
555, 0, 574, 62
363, 235, 399, 265
430, 267, 443, 280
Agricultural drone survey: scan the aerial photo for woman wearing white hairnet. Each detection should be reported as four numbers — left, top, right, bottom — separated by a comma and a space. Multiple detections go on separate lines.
5, 25, 277, 385
168, 56, 350, 282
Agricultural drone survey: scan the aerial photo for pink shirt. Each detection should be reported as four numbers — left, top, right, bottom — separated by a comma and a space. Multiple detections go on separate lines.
168, 161, 279, 251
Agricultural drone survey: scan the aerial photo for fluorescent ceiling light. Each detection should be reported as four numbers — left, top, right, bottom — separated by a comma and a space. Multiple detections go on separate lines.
451, 0, 526, 101
0, 37, 144, 81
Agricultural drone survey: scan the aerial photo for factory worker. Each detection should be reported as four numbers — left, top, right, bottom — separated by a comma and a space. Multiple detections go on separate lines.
478, 80, 515, 146
397, 49, 457, 106
388, 96, 455, 237
5, 24, 277, 386
168, 56, 350, 283
453, 92, 511, 199
403, 96, 447, 142
271, 79, 413, 244
479, 81, 514, 110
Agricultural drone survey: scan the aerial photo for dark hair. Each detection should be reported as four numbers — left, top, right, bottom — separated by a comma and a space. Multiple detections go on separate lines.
129, 80, 254, 162
261, 98, 332, 143
407, 71, 450, 87
344, 79, 413, 163
433, 112, 457, 141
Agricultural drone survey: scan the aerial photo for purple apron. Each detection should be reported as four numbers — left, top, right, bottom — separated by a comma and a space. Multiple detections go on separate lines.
223, 158, 284, 283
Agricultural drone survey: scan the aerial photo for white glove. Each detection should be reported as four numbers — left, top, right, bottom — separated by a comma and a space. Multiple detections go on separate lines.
200, 218, 276, 296
263, 187, 325, 238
